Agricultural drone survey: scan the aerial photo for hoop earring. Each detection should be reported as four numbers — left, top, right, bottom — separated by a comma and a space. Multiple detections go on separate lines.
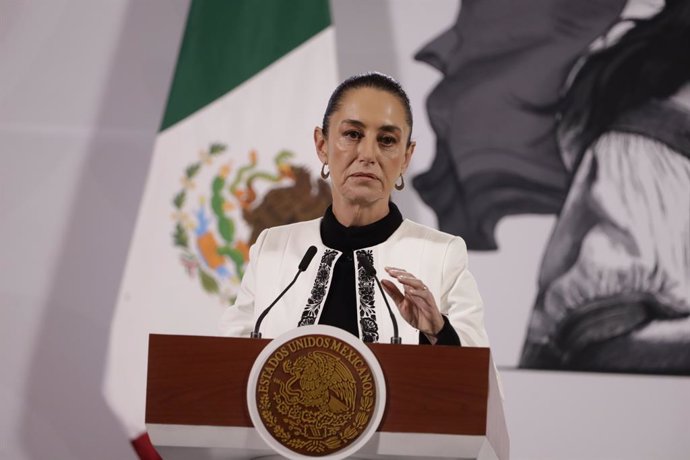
320, 163, 330, 179
395, 175, 405, 191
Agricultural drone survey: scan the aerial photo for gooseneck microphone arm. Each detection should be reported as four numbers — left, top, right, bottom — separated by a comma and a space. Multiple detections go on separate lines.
356, 253, 402, 344
250, 245, 317, 339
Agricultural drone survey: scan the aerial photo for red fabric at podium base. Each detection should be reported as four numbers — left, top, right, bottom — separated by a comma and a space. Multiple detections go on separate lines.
132, 432, 162, 460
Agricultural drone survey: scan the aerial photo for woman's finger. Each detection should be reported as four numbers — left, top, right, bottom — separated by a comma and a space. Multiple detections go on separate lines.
384, 267, 416, 281
381, 279, 405, 304
385, 268, 427, 290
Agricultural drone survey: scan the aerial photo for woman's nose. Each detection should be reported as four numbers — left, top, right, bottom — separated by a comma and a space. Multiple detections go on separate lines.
356, 136, 377, 162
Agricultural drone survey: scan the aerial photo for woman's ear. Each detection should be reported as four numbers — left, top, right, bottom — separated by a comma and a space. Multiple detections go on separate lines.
402, 140, 416, 174
314, 127, 328, 163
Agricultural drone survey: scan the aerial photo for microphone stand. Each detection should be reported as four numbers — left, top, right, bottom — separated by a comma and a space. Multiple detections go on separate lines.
250, 245, 317, 339
250, 270, 302, 339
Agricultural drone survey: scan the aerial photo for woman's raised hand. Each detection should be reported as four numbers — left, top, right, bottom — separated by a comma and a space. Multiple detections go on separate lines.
381, 267, 444, 343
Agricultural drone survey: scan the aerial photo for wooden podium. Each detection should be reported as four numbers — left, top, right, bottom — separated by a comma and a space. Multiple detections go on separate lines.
146, 334, 509, 459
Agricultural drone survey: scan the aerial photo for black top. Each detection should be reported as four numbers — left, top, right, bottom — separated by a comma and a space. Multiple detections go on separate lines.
318, 203, 460, 345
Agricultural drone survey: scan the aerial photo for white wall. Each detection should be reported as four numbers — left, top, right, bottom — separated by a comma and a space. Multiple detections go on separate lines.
0, 1, 189, 458
1, 0, 688, 459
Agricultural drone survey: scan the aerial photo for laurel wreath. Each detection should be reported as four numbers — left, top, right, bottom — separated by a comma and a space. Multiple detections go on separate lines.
172, 143, 236, 301
258, 385, 375, 453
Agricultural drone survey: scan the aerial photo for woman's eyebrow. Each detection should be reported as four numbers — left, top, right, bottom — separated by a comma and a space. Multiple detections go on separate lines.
340, 119, 365, 128
340, 118, 402, 135
379, 125, 402, 135
340, 119, 402, 134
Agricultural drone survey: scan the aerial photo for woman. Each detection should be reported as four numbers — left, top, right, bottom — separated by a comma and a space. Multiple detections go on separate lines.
222, 72, 490, 347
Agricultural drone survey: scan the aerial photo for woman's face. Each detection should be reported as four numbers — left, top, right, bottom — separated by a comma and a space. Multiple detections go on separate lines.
314, 87, 415, 211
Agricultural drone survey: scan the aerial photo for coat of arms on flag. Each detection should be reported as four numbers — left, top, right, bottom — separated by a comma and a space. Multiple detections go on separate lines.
171, 143, 330, 304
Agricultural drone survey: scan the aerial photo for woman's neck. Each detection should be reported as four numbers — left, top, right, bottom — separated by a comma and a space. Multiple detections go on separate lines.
320, 203, 403, 251
331, 197, 390, 227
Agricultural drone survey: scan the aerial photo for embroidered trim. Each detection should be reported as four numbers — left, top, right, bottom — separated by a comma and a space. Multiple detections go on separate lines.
298, 249, 338, 327
356, 249, 379, 343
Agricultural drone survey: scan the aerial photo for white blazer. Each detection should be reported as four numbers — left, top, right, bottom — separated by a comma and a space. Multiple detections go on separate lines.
221, 217, 490, 347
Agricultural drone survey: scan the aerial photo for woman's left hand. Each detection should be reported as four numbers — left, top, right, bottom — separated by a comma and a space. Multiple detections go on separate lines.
381, 267, 445, 342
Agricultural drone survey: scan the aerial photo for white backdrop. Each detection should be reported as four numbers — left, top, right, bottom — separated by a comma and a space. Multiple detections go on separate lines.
1, 0, 688, 459
0, 1, 188, 459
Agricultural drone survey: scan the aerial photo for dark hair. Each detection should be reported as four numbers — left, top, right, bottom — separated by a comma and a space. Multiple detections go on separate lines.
321, 72, 413, 145
560, 0, 690, 155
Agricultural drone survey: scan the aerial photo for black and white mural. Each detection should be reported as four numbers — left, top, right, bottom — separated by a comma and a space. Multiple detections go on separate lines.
415, 0, 690, 375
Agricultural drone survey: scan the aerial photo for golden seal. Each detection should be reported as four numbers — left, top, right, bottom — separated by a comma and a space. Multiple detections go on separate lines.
255, 333, 377, 457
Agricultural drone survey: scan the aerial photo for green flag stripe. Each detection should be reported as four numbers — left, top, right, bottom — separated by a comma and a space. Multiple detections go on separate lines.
161, 0, 331, 131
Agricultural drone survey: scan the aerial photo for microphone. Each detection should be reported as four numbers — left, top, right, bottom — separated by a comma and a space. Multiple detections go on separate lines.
356, 253, 402, 344
250, 245, 317, 338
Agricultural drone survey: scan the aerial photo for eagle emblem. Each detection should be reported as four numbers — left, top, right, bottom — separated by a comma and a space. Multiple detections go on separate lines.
281, 351, 356, 417
256, 334, 377, 456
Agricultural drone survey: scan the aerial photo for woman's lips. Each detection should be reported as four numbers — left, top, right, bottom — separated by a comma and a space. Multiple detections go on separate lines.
350, 172, 378, 180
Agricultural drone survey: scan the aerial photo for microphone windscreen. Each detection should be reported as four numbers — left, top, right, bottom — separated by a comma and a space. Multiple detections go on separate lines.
356, 252, 377, 276
298, 246, 318, 271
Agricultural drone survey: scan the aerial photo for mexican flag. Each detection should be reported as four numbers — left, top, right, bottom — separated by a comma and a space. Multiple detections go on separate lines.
102, 1, 338, 457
